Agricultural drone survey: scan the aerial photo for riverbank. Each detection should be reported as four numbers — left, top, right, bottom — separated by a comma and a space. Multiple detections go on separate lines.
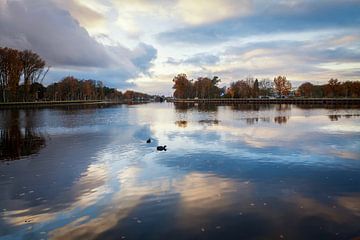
2, 98, 360, 109
0, 100, 151, 109
173, 98, 360, 105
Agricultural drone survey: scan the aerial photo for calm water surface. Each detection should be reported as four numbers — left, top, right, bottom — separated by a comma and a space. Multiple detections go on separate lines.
0, 103, 359, 240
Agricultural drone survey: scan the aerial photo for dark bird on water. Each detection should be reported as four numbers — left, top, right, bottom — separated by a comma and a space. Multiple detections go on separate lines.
146, 138, 151, 143
157, 145, 167, 151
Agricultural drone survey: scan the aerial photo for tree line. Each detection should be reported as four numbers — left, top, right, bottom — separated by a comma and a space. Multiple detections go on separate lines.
172, 74, 225, 99
0, 47, 48, 102
0, 47, 153, 102
173, 74, 291, 98
30, 76, 152, 102
173, 73, 360, 99
297, 79, 360, 98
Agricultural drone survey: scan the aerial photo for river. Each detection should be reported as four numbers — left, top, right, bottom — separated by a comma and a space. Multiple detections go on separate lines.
0, 103, 359, 240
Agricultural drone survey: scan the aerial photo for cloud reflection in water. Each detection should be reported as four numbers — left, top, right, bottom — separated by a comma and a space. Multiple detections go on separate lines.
0, 103, 359, 240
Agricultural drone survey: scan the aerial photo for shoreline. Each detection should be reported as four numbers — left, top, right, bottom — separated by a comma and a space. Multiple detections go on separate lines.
173, 98, 360, 105
1, 98, 360, 109
0, 100, 151, 109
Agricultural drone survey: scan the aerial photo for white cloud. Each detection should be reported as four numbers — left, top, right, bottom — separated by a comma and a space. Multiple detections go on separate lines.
176, 0, 251, 25
54, 0, 108, 32
0, 0, 157, 84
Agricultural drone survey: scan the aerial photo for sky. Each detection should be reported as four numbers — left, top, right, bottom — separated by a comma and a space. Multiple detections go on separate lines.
0, 0, 359, 95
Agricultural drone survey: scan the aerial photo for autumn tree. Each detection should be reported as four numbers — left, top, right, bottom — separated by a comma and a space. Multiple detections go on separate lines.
172, 73, 193, 99
103, 86, 123, 102
274, 76, 292, 97
20, 50, 46, 101
341, 81, 360, 98
194, 77, 209, 98
312, 85, 325, 98
297, 82, 314, 97
0, 47, 23, 102
123, 90, 151, 100
324, 78, 341, 97
0, 47, 48, 102
60, 76, 79, 100
226, 80, 253, 98
295, 79, 360, 98
44, 76, 126, 101
81, 80, 95, 100
351, 81, 360, 97
193, 76, 222, 98
341, 81, 351, 98
227, 77, 260, 98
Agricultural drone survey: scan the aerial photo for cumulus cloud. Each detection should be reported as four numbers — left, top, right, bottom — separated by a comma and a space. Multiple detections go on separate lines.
54, 0, 108, 31
0, 0, 157, 83
0, 0, 109, 67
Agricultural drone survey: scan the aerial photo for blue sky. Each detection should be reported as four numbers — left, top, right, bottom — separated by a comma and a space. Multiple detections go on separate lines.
0, 0, 359, 95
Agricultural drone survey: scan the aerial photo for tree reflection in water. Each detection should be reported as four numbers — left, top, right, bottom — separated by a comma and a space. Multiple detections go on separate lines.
198, 119, 220, 125
175, 120, 188, 128
0, 110, 45, 161
174, 102, 218, 112
274, 116, 289, 124
174, 102, 195, 112
328, 114, 360, 121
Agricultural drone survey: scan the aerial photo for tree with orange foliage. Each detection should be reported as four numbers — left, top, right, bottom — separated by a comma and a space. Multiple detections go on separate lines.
226, 80, 249, 98
1, 47, 47, 102
20, 50, 46, 101
172, 73, 193, 99
347, 81, 360, 97
297, 82, 314, 97
0, 48, 23, 102
324, 78, 341, 97
193, 76, 221, 98
274, 76, 292, 97
82, 80, 94, 100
